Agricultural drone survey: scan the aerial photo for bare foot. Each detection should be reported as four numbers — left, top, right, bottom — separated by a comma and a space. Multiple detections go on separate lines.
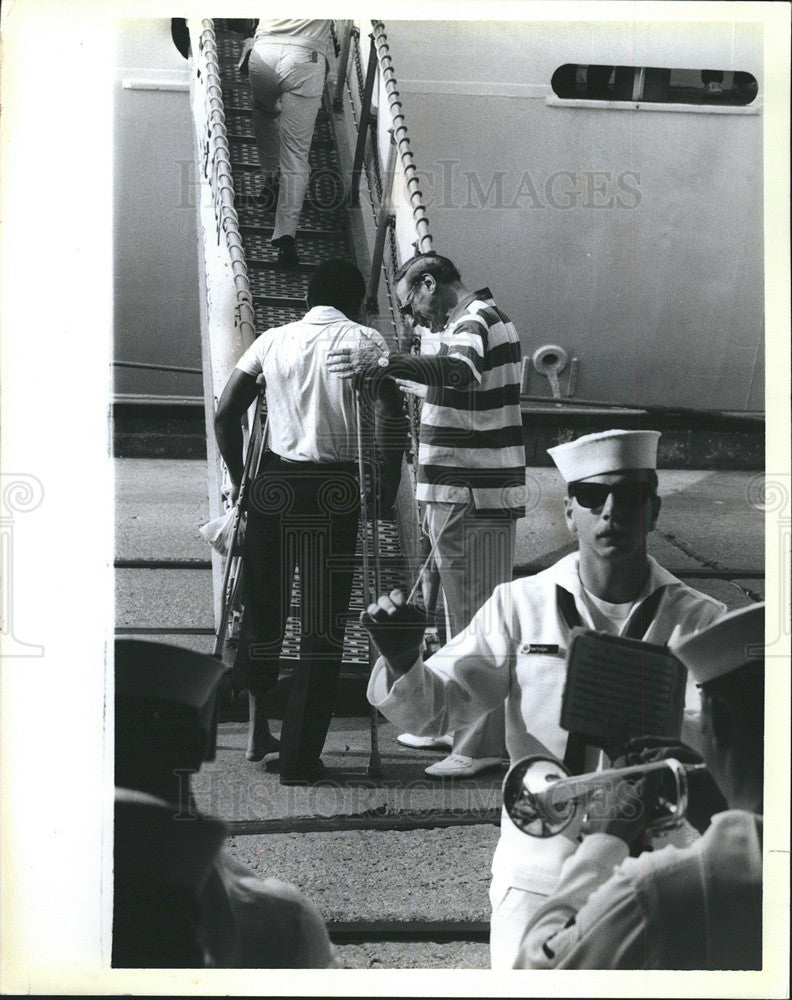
246, 692, 280, 762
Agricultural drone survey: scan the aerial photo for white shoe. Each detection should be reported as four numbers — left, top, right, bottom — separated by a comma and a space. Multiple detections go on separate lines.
424, 754, 503, 778
397, 732, 454, 750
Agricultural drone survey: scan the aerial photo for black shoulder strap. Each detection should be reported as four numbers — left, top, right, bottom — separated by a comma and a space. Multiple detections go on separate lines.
556, 586, 588, 774
556, 585, 583, 638
622, 585, 668, 640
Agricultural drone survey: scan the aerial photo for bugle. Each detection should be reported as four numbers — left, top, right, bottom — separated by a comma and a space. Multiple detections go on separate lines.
503, 755, 706, 838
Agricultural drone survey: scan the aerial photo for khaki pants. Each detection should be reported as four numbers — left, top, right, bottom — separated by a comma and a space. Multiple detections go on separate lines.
248, 40, 326, 240
424, 500, 515, 759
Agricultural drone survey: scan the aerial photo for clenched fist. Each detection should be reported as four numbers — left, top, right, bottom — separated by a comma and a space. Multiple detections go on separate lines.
360, 589, 427, 676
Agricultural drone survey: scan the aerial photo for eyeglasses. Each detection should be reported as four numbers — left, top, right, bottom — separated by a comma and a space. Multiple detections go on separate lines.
399, 276, 424, 317
568, 482, 656, 510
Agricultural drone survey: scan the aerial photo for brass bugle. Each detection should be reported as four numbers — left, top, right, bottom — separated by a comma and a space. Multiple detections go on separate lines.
503, 755, 707, 838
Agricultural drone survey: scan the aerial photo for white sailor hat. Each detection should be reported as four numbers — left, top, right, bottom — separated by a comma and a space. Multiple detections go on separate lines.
670, 603, 765, 686
547, 429, 661, 483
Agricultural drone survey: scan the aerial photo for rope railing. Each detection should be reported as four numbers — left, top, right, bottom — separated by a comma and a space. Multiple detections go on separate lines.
341, 20, 430, 459
188, 18, 263, 630
342, 22, 431, 341
196, 19, 256, 344
370, 20, 433, 256
339, 21, 435, 596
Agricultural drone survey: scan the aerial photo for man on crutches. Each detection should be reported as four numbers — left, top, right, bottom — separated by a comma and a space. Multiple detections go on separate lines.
214, 259, 406, 784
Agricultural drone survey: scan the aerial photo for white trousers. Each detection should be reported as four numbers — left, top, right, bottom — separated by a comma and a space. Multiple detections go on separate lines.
489, 879, 548, 969
424, 500, 515, 759
248, 40, 326, 240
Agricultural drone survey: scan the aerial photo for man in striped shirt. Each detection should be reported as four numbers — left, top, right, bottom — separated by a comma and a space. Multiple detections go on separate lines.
328, 252, 526, 776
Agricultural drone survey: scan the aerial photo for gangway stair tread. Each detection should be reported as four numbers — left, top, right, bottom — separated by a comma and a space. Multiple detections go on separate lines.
241, 230, 349, 266
279, 523, 406, 668
213, 24, 409, 673
231, 167, 347, 234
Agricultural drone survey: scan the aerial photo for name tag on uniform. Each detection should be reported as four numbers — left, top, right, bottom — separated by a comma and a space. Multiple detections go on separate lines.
520, 643, 560, 655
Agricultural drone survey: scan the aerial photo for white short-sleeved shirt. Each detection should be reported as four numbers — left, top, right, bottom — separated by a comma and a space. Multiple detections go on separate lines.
236, 306, 387, 464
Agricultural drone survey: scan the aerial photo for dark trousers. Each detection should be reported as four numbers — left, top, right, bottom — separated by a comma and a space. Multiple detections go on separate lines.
235, 458, 360, 776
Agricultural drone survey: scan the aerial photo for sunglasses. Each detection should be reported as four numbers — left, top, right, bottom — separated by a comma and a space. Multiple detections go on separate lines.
569, 481, 655, 509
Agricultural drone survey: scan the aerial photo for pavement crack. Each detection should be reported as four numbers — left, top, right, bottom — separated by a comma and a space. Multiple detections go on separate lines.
657, 530, 762, 602
657, 530, 724, 571
226, 808, 502, 836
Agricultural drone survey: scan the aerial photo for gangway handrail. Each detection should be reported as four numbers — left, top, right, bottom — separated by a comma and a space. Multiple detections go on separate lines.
188, 17, 263, 631
197, 19, 438, 642
339, 18, 437, 338
370, 20, 433, 256
197, 19, 256, 345
338, 20, 440, 612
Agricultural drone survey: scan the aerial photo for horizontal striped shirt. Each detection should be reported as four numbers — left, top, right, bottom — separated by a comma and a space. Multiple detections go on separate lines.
417, 288, 526, 517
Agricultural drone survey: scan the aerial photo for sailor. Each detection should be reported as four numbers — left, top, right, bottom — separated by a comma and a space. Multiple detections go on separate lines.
113, 638, 338, 968
515, 603, 764, 970
360, 428, 726, 968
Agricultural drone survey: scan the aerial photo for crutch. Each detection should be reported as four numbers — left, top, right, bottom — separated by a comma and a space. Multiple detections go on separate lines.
405, 504, 455, 606
419, 546, 446, 649
354, 386, 383, 778
213, 395, 267, 660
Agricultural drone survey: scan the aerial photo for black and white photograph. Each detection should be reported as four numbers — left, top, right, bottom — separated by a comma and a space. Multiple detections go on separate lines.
0, 1, 789, 995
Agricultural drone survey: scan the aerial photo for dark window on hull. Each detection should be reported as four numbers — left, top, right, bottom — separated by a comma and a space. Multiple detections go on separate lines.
551, 64, 758, 106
